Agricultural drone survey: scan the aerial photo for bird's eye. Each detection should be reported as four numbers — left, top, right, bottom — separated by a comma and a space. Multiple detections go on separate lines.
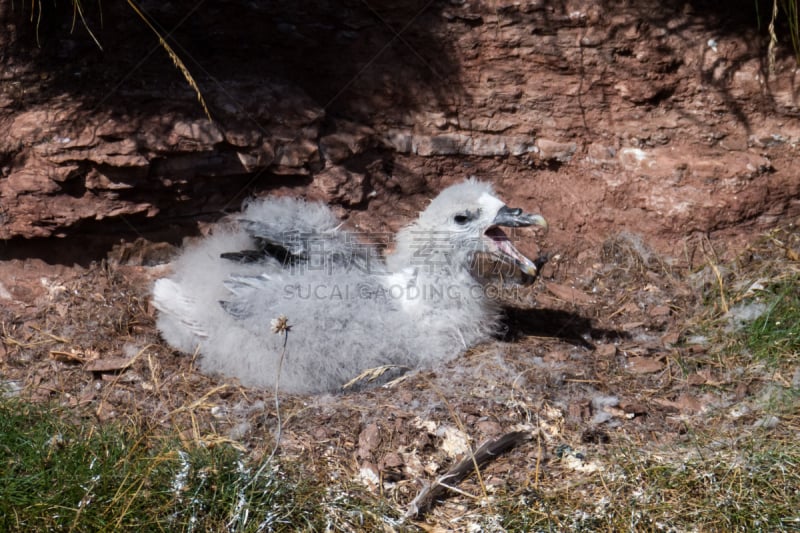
454, 209, 478, 225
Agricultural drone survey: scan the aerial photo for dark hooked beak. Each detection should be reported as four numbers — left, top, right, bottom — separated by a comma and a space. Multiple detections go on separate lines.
492, 205, 548, 229
481, 205, 548, 281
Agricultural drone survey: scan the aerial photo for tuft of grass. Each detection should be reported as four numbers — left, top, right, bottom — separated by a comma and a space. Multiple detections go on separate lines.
489, 231, 800, 532
758, 0, 800, 66
491, 428, 800, 531
124, 0, 212, 120
0, 396, 400, 532
779, 0, 800, 64
742, 276, 800, 365
15, 0, 211, 120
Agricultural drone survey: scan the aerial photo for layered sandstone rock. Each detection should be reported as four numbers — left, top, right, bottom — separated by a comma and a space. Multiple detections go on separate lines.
1, 0, 798, 254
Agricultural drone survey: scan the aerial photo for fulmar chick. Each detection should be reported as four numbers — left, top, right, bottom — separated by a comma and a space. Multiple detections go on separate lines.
153, 179, 547, 393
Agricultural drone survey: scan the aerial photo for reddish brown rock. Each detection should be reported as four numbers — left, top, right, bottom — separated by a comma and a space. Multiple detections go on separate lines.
0, 0, 797, 258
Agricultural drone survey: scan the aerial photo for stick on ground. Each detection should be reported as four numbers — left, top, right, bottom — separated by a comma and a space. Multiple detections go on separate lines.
406, 430, 530, 519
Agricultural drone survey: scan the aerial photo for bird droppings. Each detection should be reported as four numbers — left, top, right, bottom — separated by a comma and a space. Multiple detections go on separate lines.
436, 426, 472, 458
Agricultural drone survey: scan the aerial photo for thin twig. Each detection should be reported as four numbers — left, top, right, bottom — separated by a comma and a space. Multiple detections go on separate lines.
246, 317, 291, 489
405, 431, 530, 519
266, 326, 289, 464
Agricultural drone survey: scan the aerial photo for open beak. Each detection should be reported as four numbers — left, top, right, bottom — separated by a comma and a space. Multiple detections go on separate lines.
483, 205, 547, 279
492, 205, 548, 230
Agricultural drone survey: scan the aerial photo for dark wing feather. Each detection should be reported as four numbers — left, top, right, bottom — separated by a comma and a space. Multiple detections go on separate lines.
220, 219, 309, 265
220, 237, 304, 265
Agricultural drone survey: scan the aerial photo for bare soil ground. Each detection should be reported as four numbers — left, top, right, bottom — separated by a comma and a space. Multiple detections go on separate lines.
1, 217, 797, 528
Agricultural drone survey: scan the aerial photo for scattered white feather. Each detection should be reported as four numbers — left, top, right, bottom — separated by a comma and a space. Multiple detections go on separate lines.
590, 395, 620, 410
724, 301, 768, 332
153, 179, 545, 393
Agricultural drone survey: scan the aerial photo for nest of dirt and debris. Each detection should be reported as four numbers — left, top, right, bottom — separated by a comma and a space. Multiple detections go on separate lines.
1, 221, 797, 526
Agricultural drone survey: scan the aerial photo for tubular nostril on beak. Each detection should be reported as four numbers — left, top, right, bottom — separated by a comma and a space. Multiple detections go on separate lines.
498, 206, 522, 216
493, 206, 546, 228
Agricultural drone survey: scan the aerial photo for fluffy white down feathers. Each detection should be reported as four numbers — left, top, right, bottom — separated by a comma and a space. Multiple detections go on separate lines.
153, 179, 545, 393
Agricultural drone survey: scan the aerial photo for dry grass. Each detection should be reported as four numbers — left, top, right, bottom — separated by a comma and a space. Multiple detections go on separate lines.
16, 0, 212, 119
0, 223, 798, 530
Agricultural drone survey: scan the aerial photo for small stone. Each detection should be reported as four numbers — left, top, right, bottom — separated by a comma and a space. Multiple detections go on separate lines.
536, 138, 577, 162
753, 415, 779, 429
595, 344, 616, 357
475, 419, 502, 437
381, 452, 404, 469
649, 305, 671, 317
625, 356, 664, 374
357, 423, 381, 459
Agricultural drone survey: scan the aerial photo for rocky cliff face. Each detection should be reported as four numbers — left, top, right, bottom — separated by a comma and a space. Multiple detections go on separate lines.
1, 0, 798, 259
